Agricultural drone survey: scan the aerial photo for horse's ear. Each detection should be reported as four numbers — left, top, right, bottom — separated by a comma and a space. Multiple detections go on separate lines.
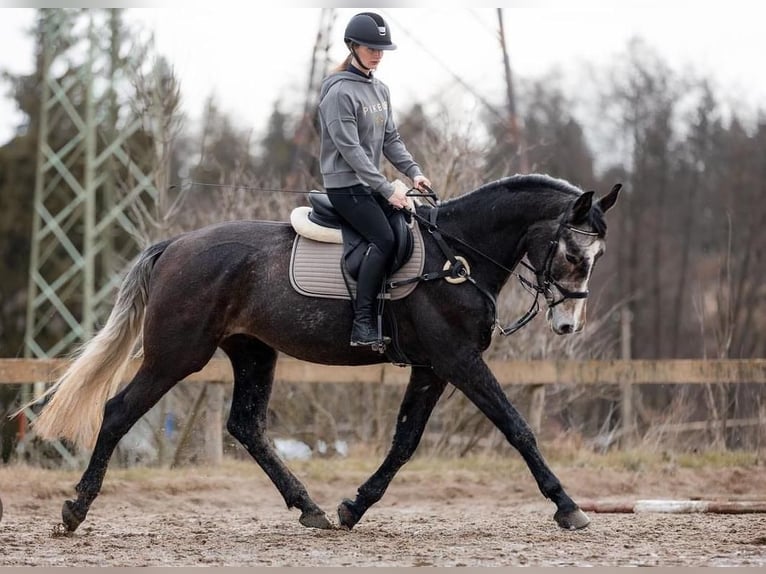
571, 191, 594, 223
597, 183, 622, 213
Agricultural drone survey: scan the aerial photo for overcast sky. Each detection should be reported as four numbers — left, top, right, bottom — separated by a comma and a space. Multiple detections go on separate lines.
1, 1, 764, 147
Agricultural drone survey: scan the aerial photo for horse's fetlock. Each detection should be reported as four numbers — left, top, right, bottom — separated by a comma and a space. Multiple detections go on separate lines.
337, 498, 364, 530
542, 479, 562, 497
74, 481, 98, 503
283, 488, 313, 513
225, 420, 242, 439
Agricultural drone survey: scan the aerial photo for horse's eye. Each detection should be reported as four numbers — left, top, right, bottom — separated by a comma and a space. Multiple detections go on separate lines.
565, 253, 582, 265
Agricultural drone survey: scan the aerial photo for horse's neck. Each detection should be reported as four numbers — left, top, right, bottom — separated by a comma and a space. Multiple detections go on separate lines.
438, 187, 565, 290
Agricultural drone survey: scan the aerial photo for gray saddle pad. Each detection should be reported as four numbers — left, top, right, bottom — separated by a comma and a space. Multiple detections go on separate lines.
289, 222, 425, 300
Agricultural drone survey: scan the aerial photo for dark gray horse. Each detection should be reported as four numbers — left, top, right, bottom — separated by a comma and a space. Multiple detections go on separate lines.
24, 174, 620, 533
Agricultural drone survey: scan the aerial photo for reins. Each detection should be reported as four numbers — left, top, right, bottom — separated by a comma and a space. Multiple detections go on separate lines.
401, 185, 596, 336
401, 205, 543, 336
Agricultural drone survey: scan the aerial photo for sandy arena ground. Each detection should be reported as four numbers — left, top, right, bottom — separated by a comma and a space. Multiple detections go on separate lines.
1, 455, 765, 566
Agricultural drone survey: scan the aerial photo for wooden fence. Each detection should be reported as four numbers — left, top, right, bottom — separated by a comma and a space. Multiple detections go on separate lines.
2, 357, 766, 386
3, 358, 764, 466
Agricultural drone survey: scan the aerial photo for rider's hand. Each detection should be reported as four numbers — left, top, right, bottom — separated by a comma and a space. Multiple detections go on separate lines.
387, 179, 412, 210
413, 175, 432, 191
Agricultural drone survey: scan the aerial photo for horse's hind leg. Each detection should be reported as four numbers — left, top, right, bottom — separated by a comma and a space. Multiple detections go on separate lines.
338, 366, 447, 529
62, 365, 185, 532
221, 334, 331, 529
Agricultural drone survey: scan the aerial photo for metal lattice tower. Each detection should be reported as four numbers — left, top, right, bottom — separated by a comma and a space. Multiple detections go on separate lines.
287, 7, 336, 186
25, 8, 158, 362
22, 10, 159, 463
305, 8, 336, 114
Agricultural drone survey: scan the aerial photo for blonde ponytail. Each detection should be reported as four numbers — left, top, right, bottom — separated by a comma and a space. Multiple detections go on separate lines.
332, 53, 353, 73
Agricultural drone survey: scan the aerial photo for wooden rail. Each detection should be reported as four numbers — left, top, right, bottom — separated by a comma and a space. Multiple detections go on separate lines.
4, 357, 763, 468
1, 358, 765, 386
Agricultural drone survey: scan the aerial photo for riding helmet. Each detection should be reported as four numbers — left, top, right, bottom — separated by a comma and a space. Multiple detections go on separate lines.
344, 12, 397, 50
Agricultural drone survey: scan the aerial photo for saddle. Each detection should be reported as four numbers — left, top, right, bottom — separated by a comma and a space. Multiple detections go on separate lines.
289, 191, 425, 301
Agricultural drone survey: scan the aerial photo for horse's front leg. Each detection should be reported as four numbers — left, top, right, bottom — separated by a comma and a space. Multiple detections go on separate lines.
338, 366, 447, 529
435, 351, 590, 530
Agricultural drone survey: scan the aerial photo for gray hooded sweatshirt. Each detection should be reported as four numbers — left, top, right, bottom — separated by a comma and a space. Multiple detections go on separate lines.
318, 70, 423, 199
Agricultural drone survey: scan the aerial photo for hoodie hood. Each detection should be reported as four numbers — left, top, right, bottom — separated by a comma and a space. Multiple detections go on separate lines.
319, 71, 373, 101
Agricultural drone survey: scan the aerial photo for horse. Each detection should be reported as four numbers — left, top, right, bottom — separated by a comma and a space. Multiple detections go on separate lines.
21, 173, 620, 533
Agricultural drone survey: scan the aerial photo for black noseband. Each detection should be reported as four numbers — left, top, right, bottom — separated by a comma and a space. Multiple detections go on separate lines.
526, 220, 596, 308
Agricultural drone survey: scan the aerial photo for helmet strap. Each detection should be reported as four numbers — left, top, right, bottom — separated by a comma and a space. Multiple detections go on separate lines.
349, 44, 372, 74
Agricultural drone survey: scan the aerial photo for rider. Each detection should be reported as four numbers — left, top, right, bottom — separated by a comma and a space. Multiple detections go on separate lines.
318, 11, 432, 347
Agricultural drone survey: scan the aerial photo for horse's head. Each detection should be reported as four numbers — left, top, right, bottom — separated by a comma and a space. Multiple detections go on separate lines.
526, 183, 621, 335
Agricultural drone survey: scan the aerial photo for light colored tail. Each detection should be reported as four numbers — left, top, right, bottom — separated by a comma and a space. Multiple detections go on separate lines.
15, 240, 172, 450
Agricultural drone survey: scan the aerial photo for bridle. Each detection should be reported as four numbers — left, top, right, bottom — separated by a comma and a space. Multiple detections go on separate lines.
523, 215, 598, 308
400, 187, 600, 336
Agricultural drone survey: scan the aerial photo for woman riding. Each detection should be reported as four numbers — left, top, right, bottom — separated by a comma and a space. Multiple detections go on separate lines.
318, 11, 431, 347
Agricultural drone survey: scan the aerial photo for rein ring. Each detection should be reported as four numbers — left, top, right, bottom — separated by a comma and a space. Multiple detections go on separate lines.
443, 256, 471, 284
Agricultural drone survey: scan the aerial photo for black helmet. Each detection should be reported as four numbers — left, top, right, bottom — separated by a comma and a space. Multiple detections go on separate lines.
344, 12, 397, 51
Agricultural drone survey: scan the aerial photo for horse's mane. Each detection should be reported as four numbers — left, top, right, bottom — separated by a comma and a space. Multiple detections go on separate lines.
473, 173, 583, 197
443, 173, 608, 236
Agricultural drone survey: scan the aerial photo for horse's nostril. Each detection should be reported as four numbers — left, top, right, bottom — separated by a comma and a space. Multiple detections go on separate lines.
560, 324, 574, 334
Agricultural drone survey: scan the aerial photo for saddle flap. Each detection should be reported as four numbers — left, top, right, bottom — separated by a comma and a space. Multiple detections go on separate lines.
341, 209, 414, 279
289, 221, 425, 302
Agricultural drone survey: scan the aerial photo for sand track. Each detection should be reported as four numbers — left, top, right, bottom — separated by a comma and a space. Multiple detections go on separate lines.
1, 458, 764, 566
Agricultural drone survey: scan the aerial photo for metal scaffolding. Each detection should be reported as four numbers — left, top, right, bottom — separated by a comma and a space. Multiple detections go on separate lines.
22, 9, 159, 463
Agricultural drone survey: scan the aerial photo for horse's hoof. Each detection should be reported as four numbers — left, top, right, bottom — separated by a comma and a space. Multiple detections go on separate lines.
337, 499, 361, 530
61, 500, 84, 532
554, 507, 591, 530
299, 509, 332, 529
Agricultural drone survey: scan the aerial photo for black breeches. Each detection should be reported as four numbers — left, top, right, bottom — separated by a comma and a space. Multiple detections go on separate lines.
327, 185, 396, 264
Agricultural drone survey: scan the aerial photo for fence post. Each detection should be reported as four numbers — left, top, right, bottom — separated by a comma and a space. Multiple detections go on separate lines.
171, 385, 207, 468
529, 385, 546, 435
620, 308, 635, 446
204, 382, 224, 465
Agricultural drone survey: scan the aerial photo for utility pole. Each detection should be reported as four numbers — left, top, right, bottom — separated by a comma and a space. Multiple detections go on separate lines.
497, 8, 529, 172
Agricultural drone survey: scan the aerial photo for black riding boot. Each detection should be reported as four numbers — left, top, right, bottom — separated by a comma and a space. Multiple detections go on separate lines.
350, 243, 391, 347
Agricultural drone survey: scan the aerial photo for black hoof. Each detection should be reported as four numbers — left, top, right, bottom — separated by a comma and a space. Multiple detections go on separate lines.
337, 498, 362, 530
61, 499, 84, 532
299, 509, 333, 529
554, 507, 591, 530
